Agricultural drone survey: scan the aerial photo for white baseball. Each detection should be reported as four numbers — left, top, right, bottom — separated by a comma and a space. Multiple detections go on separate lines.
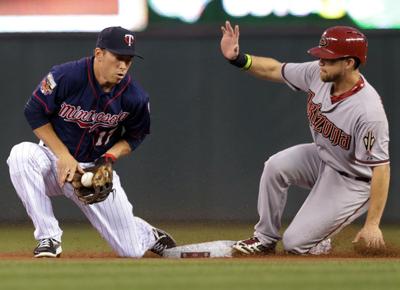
81, 172, 94, 187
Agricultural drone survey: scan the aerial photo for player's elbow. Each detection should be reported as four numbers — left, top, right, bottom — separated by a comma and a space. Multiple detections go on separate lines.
262, 59, 284, 82
268, 62, 284, 82
24, 100, 38, 125
24, 102, 51, 130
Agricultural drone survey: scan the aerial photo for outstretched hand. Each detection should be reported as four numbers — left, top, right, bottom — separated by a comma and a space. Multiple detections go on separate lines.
352, 225, 385, 249
220, 21, 240, 60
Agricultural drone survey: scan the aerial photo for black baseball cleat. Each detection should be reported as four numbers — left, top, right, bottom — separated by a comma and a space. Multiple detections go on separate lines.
150, 228, 177, 256
33, 238, 62, 258
232, 237, 276, 256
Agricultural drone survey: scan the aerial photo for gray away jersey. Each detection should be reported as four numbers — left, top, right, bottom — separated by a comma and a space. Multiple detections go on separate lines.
281, 61, 389, 178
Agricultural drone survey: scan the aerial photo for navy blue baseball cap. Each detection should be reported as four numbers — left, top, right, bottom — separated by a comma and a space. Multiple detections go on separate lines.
96, 26, 143, 58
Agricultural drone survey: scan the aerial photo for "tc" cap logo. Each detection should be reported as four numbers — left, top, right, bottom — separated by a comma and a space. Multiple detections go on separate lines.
124, 34, 135, 46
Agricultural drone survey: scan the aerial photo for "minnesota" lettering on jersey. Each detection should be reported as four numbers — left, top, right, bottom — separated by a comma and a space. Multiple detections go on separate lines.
59, 102, 130, 132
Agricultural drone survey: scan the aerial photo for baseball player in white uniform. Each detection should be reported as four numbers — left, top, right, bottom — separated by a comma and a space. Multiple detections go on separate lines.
7, 27, 176, 258
220, 22, 390, 255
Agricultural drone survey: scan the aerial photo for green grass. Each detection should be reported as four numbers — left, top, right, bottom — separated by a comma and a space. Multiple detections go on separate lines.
0, 223, 400, 290
0, 259, 399, 290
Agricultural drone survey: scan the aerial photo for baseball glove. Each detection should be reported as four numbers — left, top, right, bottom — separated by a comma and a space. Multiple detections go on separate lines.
71, 156, 115, 205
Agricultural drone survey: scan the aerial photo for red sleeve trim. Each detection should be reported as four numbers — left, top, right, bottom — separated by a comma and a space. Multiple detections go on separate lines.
33, 92, 51, 113
281, 63, 301, 91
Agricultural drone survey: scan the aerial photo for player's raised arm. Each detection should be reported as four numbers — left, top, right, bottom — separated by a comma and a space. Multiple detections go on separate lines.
220, 21, 284, 83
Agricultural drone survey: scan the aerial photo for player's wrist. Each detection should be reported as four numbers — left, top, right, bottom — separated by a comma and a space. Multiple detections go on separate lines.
103, 153, 117, 163
364, 221, 380, 228
96, 153, 117, 166
229, 53, 252, 70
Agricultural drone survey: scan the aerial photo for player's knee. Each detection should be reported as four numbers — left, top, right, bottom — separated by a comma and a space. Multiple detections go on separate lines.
117, 248, 146, 258
8, 142, 35, 163
263, 154, 290, 181
118, 252, 143, 259
264, 155, 279, 173
113, 239, 148, 258
282, 231, 307, 254
7, 142, 41, 171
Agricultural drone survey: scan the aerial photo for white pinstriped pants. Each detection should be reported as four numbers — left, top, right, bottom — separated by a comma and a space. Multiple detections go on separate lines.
7, 142, 156, 258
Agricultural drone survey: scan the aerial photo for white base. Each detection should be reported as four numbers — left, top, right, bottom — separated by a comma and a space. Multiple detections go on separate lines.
163, 240, 235, 258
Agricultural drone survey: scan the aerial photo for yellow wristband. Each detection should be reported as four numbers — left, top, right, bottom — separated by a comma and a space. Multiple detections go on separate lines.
243, 54, 252, 70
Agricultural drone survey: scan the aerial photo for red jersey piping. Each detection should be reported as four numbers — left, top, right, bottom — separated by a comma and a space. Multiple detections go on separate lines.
331, 77, 364, 104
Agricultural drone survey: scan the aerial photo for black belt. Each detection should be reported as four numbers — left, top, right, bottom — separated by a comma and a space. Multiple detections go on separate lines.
338, 171, 371, 183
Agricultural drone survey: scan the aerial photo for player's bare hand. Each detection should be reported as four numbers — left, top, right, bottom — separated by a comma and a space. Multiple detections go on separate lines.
352, 225, 385, 249
220, 20, 240, 60
57, 153, 84, 187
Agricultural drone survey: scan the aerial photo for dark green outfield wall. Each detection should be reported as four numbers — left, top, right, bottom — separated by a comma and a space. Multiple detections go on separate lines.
0, 27, 399, 222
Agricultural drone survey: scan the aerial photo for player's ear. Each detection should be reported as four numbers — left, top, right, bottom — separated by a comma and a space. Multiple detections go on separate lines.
94, 48, 105, 61
345, 58, 356, 70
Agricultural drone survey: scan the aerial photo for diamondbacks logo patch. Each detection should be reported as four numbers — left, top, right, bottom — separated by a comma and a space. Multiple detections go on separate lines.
40, 73, 57, 95
363, 131, 375, 152
319, 36, 328, 47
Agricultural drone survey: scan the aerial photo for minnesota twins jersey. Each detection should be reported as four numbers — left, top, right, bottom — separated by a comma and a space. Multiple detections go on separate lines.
281, 61, 389, 178
24, 57, 150, 162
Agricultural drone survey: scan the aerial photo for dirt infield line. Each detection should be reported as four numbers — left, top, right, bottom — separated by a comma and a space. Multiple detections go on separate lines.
1, 250, 400, 260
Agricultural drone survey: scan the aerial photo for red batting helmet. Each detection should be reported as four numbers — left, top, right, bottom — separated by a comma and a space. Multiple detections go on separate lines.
307, 26, 368, 65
